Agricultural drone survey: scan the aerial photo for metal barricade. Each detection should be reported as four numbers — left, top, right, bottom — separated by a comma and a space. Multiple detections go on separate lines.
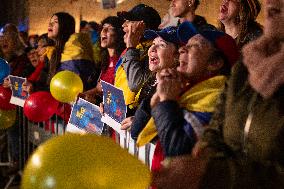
0, 105, 156, 188
0, 106, 64, 188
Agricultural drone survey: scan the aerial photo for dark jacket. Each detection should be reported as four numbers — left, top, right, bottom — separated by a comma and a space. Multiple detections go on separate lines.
130, 75, 157, 139
130, 97, 152, 140
129, 16, 217, 154
237, 21, 263, 49
200, 61, 284, 188
152, 100, 212, 157
149, 75, 227, 157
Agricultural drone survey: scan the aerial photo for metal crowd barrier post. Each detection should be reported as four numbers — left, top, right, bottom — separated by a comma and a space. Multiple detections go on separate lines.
113, 129, 156, 168
1, 102, 157, 188
0, 105, 67, 188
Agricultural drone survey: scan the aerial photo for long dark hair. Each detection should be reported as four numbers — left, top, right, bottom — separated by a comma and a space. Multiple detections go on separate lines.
218, 0, 262, 47
47, 12, 75, 83
100, 16, 125, 71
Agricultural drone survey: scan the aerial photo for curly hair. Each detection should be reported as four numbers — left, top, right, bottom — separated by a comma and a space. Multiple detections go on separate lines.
100, 16, 125, 71
218, 0, 262, 47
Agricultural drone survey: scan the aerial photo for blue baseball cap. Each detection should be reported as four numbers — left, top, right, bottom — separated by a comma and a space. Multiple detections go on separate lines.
144, 26, 180, 45
177, 21, 218, 44
177, 22, 199, 45
177, 21, 239, 67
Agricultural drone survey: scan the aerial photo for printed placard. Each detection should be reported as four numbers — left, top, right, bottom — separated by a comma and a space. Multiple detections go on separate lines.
9, 75, 28, 107
100, 80, 127, 136
66, 98, 104, 135
101, 0, 116, 9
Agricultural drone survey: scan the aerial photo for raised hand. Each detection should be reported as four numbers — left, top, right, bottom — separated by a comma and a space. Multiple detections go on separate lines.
22, 81, 33, 94
156, 68, 183, 102
121, 116, 134, 130
125, 21, 146, 48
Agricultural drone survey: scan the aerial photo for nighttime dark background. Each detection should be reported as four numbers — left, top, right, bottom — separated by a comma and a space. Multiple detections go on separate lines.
0, 0, 28, 29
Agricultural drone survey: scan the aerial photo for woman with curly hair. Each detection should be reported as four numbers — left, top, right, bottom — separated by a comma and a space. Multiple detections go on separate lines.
82, 16, 125, 103
218, 0, 263, 48
99, 16, 126, 85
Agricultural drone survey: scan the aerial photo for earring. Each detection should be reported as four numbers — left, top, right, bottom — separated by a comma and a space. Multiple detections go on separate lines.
188, 0, 192, 7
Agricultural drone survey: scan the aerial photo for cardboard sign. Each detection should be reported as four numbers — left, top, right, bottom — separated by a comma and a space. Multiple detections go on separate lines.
100, 80, 127, 136
66, 98, 104, 135
9, 75, 28, 107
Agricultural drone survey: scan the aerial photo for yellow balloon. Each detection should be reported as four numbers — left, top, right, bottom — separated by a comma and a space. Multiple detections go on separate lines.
21, 134, 151, 189
0, 109, 16, 130
50, 71, 83, 103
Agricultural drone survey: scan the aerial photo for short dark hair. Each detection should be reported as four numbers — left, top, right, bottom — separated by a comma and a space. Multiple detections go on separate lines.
80, 20, 88, 29
88, 21, 100, 32
193, 0, 200, 10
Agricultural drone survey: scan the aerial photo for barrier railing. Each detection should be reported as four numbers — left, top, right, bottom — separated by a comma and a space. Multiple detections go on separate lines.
0, 105, 156, 188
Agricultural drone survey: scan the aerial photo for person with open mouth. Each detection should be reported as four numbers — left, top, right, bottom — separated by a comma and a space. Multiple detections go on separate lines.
218, 0, 263, 49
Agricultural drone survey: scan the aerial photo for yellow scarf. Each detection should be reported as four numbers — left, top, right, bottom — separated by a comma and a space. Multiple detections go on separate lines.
136, 75, 227, 147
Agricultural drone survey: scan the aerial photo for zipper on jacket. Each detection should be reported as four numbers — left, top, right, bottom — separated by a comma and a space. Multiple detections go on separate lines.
243, 112, 253, 155
243, 93, 258, 156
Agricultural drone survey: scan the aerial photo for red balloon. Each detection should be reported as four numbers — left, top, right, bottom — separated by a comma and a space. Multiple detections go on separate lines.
24, 91, 59, 122
0, 86, 16, 110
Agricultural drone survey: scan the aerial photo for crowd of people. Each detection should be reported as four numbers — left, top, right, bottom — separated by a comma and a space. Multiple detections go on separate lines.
0, 0, 283, 188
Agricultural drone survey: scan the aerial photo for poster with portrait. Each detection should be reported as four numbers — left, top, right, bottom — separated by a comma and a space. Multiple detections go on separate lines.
100, 80, 127, 136
9, 75, 28, 107
101, 0, 116, 9
66, 98, 104, 135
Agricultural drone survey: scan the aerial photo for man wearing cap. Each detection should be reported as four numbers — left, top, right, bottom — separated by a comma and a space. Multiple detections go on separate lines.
115, 4, 161, 113
136, 21, 239, 157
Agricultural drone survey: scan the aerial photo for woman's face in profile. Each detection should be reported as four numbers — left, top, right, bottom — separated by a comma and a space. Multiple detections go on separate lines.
219, 0, 240, 23
48, 15, 59, 39
148, 36, 178, 73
